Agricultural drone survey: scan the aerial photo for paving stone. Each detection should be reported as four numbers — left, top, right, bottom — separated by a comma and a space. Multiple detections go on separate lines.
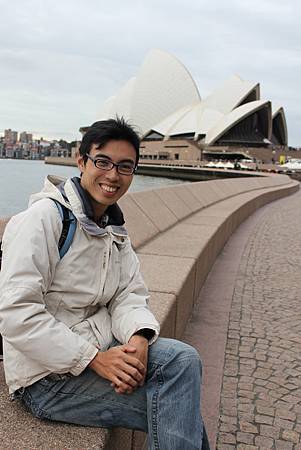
216, 445, 236, 450
295, 423, 301, 433
239, 346, 254, 353
293, 405, 301, 414
260, 425, 280, 439
274, 417, 294, 430
253, 386, 269, 395
221, 398, 237, 408
238, 383, 254, 391
277, 387, 291, 395
222, 407, 239, 416
237, 432, 255, 444
239, 422, 258, 434
254, 435, 274, 448
238, 413, 255, 423
258, 361, 274, 369
254, 379, 268, 386
219, 432, 236, 444
240, 352, 255, 358
275, 440, 294, 450
269, 390, 284, 400
237, 445, 258, 450
238, 390, 256, 400
275, 409, 296, 421
256, 405, 275, 416
220, 415, 237, 425
224, 376, 238, 385
257, 392, 275, 404
238, 404, 255, 413
285, 383, 300, 391
220, 422, 237, 433
282, 395, 301, 405
281, 430, 300, 443
240, 359, 257, 368
266, 382, 280, 390
240, 376, 255, 384
253, 369, 273, 380
276, 400, 294, 410
223, 390, 237, 398
254, 415, 274, 425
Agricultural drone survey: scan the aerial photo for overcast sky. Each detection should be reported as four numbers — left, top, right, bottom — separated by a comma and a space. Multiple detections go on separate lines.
0, 0, 300, 145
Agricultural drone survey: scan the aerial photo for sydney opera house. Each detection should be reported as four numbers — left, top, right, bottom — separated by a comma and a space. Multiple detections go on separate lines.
81, 50, 288, 162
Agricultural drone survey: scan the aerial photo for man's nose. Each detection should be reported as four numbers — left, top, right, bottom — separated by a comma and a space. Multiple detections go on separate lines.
105, 166, 119, 180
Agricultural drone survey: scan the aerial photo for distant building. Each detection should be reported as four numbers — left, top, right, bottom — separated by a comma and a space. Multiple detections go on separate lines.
71, 141, 81, 158
19, 132, 33, 143
0, 138, 4, 158
0, 130, 75, 160
50, 142, 65, 157
4, 129, 18, 145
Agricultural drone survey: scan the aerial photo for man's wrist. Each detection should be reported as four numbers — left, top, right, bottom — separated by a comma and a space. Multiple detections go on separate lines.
88, 351, 101, 369
132, 328, 155, 342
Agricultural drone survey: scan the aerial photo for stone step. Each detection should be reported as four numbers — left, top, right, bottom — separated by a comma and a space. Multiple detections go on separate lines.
0, 364, 109, 449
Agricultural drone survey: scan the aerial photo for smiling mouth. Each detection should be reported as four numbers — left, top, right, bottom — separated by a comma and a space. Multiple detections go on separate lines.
100, 184, 118, 193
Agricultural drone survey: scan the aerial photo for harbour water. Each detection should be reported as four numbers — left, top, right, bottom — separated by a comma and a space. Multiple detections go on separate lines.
0, 159, 186, 217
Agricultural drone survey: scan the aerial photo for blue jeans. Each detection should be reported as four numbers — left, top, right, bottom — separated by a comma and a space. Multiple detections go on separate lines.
22, 338, 207, 450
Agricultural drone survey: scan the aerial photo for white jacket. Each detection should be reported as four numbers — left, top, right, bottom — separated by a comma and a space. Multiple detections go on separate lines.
0, 176, 159, 393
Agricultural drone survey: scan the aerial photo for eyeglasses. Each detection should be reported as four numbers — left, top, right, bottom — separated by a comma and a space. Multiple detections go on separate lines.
86, 154, 136, 175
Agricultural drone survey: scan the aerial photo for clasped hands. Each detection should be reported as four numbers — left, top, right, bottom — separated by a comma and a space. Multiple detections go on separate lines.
88, 334, 148, 395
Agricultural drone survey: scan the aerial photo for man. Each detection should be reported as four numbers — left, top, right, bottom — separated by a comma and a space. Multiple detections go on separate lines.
0, 118, 209, 449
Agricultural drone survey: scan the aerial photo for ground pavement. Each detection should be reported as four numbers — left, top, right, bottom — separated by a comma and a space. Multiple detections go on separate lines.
183, 188, 301, 450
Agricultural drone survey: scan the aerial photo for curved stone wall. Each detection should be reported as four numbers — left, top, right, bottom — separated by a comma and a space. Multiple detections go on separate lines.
118, 174, 298, 341
0, 173, 299, 450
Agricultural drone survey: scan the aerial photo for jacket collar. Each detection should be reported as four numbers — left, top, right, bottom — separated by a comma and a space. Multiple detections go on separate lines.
61, 177, 127, 237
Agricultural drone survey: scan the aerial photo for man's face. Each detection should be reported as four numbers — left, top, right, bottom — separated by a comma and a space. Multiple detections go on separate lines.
77, 140, 136, 219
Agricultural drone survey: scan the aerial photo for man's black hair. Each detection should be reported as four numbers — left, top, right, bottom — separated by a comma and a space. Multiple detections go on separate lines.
79, 117, 140, 165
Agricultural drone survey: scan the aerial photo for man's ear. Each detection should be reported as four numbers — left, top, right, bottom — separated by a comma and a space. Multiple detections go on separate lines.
77, 154, 85, 173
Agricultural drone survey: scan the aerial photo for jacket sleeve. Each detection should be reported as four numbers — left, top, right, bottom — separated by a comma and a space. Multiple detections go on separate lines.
0, 200, 97, 375
108, 240, 160, 345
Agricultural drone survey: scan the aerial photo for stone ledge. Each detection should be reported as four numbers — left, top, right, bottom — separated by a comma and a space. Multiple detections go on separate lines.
0, 365, 109, 449
138, 180, 299, 343
120, 173, 294, 250
0, 174, 299, 450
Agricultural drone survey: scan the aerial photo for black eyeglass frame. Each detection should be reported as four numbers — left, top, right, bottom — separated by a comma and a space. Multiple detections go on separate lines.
85, 154, 137, 175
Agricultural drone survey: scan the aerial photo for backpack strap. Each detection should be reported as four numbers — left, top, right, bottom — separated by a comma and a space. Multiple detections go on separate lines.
53, 200, 77, 258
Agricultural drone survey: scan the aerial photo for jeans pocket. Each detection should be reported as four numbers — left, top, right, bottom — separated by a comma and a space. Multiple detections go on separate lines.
22, 388, 51, 420
38, 373, 72, 392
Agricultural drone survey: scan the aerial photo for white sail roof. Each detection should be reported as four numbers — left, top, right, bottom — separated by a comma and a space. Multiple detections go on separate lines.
205, 100, 271, 145
150, 103, 224, 139
272, 106, 288, 145
97, 49, 201, 135
91, 49, 287, 145
202, 75, 260, 114
147, 74, 261, 140
130, 49, 201, 134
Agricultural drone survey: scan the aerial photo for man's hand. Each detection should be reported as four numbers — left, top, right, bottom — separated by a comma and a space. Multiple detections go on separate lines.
128, 334, 149, 385
88, 344, 146, 394
112, 334, 149, 394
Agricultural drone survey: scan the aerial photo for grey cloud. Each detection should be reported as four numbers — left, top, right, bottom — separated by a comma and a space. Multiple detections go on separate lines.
0, 0, 300, 145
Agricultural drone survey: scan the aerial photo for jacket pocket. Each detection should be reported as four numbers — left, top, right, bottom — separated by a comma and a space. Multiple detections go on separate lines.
71, 306, 113, 351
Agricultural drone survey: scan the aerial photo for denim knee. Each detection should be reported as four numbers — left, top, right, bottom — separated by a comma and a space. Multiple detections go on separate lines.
171, 340, 202, 371
151, 338, 202, 374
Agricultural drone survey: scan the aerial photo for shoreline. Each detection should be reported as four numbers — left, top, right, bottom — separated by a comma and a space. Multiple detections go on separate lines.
44, 156, 260, 182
